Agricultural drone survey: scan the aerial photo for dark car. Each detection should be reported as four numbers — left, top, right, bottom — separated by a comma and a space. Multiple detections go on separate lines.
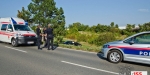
63, 41, 82, 46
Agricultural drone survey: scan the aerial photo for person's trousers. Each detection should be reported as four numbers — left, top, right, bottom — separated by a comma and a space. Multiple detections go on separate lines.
37, 36, 42, 49
43, 36, 47, 47
43, 40, 48, 47
47, 38, 53, 49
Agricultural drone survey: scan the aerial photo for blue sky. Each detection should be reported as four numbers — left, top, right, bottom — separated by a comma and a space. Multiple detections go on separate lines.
0, 0, 150, 27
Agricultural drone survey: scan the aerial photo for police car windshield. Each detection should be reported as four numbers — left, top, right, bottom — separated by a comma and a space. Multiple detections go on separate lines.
14, 25, 31, 31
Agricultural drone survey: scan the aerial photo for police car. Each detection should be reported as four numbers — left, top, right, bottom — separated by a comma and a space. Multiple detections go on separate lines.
0, 17, 37, 47
101, 31, 150, 65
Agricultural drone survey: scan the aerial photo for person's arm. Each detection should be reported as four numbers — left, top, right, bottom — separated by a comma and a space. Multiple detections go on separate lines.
45, 29, 47, 36
36, 28, 39, 35
52, 28, 54, 37
40, 30, 42, 36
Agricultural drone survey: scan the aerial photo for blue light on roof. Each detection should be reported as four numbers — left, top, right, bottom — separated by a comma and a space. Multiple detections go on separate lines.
25, 21, 28, 25
11, 17, 17, 25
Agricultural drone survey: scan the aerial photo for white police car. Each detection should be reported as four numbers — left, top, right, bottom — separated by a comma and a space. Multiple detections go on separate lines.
101, 31, 150, 64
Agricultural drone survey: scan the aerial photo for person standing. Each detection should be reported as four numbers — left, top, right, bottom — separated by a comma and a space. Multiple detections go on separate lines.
36, 25, 42, 50
42, 27, 47, 48
46, 24, 54, 50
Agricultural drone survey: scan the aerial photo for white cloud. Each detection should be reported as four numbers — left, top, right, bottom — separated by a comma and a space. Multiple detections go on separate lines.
138, 9, 149, 12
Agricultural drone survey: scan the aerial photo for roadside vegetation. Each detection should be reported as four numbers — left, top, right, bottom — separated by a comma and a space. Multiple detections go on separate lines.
16, 0, 150, 52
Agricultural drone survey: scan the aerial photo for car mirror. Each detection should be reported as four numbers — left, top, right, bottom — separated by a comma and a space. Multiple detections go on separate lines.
129, 41, 134, 45
7, 29, 12, 32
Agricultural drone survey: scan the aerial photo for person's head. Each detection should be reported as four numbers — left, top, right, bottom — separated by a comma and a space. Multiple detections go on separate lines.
37, 25, 41, 28
44, 27, 46, 30
48, 24, 51, 28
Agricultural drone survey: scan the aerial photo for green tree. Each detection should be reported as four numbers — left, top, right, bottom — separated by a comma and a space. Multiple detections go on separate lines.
115, 24, 118, 28
110, 22, 114, 27
17, 7, 32, 25
110, 22, 116, 33
28, 0, 65, 36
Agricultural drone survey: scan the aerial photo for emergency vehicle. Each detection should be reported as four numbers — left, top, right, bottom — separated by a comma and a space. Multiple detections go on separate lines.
0, 17, 37, 47
101, 31, 150, 65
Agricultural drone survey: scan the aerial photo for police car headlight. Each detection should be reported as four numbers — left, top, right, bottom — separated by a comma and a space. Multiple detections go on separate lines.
103, 44, 110, 48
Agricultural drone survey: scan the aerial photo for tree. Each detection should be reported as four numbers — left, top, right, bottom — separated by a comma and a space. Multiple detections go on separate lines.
110, 22, 116, 33
110, 22, 114, 27
17, 7, 32, 25
115, 24, 118, 28
27, 0, 66, 36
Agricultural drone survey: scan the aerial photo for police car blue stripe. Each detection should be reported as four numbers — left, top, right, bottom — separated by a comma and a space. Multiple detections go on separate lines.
122, 48, 150, 56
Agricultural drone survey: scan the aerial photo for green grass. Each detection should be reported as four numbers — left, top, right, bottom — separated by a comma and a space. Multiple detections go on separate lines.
43, 35, 127, 53
56, 38, 102, 53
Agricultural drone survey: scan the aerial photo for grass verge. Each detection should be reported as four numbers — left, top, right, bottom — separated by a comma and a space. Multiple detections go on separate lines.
55, 38, 102, 53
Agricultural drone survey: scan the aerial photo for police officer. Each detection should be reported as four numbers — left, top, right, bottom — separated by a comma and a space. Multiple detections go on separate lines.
42, 27, 47, 48
36, 25, 42, 50
46, 24, 54, 50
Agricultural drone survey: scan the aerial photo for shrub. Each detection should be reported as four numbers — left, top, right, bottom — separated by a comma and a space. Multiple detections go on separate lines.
55, 36, 64, 43
65, 34, 76, 40
31, 26, 36, 32
76, 34, 87, 42
87, 34, 98, 44
95, 32, 116, 46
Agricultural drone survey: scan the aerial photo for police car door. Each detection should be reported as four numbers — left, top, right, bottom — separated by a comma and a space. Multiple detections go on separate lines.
124, 33, 150, 63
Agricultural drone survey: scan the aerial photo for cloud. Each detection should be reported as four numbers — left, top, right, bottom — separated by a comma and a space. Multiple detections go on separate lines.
138, 9, 149, 12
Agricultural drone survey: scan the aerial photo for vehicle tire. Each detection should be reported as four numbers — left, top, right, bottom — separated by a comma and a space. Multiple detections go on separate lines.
107, 50, 123, 64
11, 39, 18, 47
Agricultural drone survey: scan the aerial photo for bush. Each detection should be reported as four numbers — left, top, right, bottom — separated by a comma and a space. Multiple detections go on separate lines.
95, 32, 116, 46
31, 26, 36, 32
87, 35, 98, 44
65, 34, 76, 40
55, 36, 64, 43
76, 34, 87, 42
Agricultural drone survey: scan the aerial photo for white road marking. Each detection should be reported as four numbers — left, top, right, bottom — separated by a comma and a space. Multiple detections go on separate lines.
61, 61, 119, 75
58, 47, 101, 54
5, 46, 27, 53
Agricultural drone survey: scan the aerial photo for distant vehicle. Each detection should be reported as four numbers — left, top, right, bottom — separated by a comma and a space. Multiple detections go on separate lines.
101, 31, 150, 65
0, 17, 37, 47
63, 41, 82, 46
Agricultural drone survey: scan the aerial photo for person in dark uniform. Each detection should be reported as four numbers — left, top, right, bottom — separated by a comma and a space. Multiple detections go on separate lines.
36, 25, 42, 50
42, 27, 47, 48
46, 24, 54, 50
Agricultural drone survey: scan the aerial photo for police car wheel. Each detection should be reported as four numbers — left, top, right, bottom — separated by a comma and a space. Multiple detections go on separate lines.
11, 39, 18, 47
108, 50, 122, 64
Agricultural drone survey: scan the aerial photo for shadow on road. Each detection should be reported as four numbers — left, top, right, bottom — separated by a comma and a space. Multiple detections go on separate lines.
121, 61, 150, 67
96, 51, 108, 61
0, 41, 59, 50
19, 43, 59, 50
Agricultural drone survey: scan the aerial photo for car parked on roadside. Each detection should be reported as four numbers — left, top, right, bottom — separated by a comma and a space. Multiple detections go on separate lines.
63, 41, 82, 46
101, 31, 150, 65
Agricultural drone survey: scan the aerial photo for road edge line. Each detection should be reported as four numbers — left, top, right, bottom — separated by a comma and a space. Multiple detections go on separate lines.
5, 46, 27, 53
61, 61, 119, 75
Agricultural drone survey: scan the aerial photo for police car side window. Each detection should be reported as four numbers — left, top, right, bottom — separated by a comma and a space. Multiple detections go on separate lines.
1, 24, 7, 31
124, 38, 132, 43
134, 33, 150, 44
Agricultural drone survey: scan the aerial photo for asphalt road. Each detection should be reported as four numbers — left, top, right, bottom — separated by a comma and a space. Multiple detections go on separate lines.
0, 42, 149, 75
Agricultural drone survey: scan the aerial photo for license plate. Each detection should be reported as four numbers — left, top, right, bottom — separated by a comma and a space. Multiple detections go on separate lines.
27, 41, 34, 44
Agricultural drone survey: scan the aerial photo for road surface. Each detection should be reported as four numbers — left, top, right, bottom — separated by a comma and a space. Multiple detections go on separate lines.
0, 42, 149, 75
